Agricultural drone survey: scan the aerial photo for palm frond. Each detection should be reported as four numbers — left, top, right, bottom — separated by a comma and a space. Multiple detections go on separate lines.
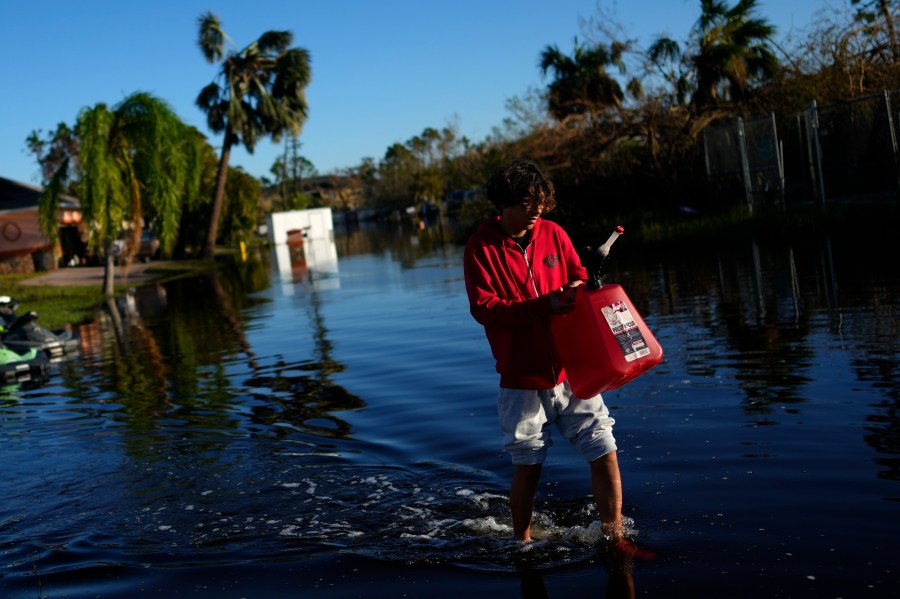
198, 11, 225, 63
274, 48, 312, 97
649, 37, 682, 63
257, 30, 292, 54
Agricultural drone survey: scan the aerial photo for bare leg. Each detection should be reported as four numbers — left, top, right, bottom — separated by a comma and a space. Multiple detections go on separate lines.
510, 463, 543, 541
590, 451, 623, 542
591, 452, 656, 560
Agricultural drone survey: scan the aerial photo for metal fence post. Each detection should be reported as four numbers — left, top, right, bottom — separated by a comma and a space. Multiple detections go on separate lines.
737, 117, 754, 212
771, 112, 785, 209
884, 90, 900, 199
702, 128, 712, 181
807, 100, 827, 208
796, 113, 809, 204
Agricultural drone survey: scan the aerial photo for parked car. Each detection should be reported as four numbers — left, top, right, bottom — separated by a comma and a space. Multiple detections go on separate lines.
112, 230, 160, 264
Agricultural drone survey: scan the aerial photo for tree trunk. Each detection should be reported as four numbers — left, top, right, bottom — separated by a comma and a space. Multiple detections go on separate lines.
201, 134, 233, 260
104, 297, 125, 345
103, 249, 116, 297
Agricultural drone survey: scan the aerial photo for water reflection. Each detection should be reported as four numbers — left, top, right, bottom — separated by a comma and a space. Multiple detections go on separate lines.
517, 552, 636, 599
335, 215, 460, 265
2, 218, 898, 597
621, 233, 897, 407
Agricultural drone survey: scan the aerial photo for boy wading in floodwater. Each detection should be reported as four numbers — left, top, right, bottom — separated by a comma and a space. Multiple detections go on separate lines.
463, 160, 652, 559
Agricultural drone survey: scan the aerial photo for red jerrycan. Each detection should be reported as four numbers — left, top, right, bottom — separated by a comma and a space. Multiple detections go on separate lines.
551, 227, 663, 398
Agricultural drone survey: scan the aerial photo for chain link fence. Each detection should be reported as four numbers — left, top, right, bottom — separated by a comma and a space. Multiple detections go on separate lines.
703, 89, 900, 211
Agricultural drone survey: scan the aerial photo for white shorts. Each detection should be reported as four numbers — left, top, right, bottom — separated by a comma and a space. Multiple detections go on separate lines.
497, 381, 617, 465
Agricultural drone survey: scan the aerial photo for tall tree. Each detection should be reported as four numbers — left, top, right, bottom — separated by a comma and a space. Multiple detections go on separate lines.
39, 92, 202, 296
689, 0, 779, 108
195, 11, 311, 260
539, 38, 627, 120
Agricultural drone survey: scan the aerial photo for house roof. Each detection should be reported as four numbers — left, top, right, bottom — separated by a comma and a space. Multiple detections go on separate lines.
0, 176, 80, 214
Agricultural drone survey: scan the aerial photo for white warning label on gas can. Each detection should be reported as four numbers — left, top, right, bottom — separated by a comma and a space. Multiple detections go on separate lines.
601, 301, 650, 362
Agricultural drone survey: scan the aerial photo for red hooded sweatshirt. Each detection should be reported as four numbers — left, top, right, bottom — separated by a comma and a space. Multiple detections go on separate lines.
463, 216, 587, 390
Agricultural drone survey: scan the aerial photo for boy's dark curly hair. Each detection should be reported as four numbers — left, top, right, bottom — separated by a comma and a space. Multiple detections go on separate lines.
485, 160, 557, 213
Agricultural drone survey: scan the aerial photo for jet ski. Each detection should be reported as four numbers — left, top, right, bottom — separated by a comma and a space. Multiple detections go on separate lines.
0, 341, 50, 385
0, 297, 80, 360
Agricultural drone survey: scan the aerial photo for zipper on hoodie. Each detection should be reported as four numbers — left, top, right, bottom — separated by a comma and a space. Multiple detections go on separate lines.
526, 237, 564, 384
511, 236, 539, 298
516, 238, 559, 384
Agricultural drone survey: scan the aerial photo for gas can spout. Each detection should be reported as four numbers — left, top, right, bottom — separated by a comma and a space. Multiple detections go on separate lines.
598, 226, 624, 257
583, 226, 624, 290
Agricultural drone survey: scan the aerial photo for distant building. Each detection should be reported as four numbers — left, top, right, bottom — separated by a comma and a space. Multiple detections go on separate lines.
303, 175, 364, 210
264, 175, 364, 213
0, 177, 82, 274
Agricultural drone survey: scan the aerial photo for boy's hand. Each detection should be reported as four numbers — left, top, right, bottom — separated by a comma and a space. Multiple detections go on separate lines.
550, 284, 577, 314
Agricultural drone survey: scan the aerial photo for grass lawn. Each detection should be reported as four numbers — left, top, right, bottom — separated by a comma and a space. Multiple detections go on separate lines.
1, 260, 214, 330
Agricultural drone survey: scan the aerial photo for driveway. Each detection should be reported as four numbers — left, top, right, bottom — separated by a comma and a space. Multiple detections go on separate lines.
18, 261, 172, 287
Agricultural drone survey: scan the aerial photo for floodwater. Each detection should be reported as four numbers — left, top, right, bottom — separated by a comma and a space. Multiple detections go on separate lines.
1, 217, 898, 598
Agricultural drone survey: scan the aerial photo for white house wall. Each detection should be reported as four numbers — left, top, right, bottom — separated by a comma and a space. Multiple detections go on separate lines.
268, 208, 339, 282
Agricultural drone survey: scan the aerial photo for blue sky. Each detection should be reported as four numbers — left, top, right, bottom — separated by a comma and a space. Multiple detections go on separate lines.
1, 0, 831, 186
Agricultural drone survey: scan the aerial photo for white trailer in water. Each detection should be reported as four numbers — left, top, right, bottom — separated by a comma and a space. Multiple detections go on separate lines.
268, 208, 339, 287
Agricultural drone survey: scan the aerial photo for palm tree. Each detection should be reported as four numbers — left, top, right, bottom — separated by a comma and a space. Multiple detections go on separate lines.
195, 11, 311, 260
39, 93, 203, 296
689, 0, 779, 108
539, 38, 627, 120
